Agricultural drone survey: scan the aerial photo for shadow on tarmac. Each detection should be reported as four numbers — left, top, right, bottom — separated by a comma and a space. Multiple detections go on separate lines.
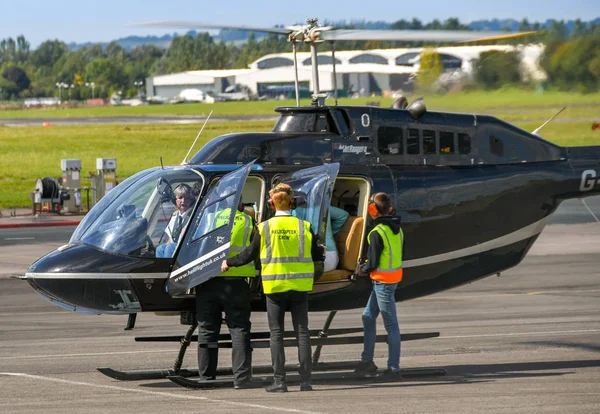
135, 358, 600, 391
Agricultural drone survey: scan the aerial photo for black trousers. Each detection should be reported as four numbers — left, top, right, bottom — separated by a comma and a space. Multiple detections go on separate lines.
196, 277, 252, 383
266, 291, 311, 382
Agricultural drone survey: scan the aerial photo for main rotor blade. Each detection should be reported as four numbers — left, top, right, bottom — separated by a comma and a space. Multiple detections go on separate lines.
459, 30, 542, 43
129, 20, 292, 35
321, 29, 540, 42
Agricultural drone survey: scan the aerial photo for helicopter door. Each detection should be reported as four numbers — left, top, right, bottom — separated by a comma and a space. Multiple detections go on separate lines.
167, 161, 255, 295
278, 163, 340, 244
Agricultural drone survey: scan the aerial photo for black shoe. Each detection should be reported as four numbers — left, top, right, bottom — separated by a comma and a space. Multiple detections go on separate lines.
265, 381, 288, 393
378, 369, 403, 381
234, 378, 265, 390
354, 360, 378, 377
300, 381, 313, 391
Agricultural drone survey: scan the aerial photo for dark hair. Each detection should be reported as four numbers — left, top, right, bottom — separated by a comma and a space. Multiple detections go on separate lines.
373, 192, 392, 216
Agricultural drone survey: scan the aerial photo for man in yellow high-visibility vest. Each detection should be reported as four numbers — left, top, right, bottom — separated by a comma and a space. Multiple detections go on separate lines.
354, 192, 404, 379
196, 200, 261, 389
221, 183, 325, 393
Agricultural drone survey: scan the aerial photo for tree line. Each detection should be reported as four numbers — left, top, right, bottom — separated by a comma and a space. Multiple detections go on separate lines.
1, 17, 600, 100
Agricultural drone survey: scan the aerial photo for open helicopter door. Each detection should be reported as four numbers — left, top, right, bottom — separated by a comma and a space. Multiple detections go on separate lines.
278, 163, 340, 247
167, 161, 255, 296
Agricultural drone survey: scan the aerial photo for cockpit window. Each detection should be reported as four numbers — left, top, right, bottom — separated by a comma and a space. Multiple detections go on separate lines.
273, 113, 337, 134
73, 168, 204, 258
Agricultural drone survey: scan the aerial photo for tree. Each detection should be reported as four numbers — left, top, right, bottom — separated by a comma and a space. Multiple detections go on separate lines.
425, 19, 443, 30
16, 36, 30, 63
443, 18, 470, 31
0, 76, 17, 99
2, 65, 30, 92
410, 18, 423, 30
571, 19, 588, 37
391, 19, 410, 30
84, 58, 125, 88
417, 48, 443, 90
29, 40, 68, 68
0, 38, 16, 65
518, 19, 531, 32
474, 50, 521, 89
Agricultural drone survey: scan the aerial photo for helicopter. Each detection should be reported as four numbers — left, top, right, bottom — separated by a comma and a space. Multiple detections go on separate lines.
23, 18, 600, 388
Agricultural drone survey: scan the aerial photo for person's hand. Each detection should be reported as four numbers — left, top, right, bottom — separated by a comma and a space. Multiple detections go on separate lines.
221, 260, 229, 273
356, 263, 369, 277
320, 244, 327, 253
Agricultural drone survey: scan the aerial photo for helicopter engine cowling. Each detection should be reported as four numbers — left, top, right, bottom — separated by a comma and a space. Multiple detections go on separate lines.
391, 95, 408, 109
406, 97, 426, 120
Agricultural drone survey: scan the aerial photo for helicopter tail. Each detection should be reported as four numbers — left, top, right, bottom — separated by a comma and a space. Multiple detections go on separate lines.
566, 145, 600, 198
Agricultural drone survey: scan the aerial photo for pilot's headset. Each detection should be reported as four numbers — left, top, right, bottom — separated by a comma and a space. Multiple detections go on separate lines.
368, 193, 393, 218
268, 184, 297, 210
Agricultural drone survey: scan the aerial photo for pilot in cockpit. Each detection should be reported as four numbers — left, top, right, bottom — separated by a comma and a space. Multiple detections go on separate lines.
156, 183, 195, 258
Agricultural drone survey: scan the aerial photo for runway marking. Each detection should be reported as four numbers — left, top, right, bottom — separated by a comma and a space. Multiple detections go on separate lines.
3, 330, 599, 361
440, 329, 600, 339
418, 289, 600, 300
526, 289, 600, 295
0, 349, 174, 360
3, 237, 35, 240
0, 311, 67, 316
0, 372, 324, 414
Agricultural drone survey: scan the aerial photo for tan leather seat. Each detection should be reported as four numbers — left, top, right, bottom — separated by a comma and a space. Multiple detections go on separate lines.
318, 216, 364, 282
243, 206, 256, 222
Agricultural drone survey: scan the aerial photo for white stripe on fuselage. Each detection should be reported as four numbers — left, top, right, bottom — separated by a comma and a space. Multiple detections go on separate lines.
169, 241, 231, 278
25, 272, 169, 280
25, 217, 550, 280
403, 216, 551, 268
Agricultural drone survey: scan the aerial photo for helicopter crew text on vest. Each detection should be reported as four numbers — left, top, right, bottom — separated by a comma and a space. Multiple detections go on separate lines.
221, 183, 325, 392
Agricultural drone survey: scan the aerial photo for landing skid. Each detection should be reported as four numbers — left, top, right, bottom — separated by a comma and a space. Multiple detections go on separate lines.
166, 366, 447, 389
97, 311, 442, 385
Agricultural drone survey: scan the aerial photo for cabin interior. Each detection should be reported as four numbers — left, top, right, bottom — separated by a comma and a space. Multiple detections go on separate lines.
238, 175, 370, 295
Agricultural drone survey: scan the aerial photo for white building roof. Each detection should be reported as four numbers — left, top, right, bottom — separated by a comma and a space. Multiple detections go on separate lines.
150, 44, 546, 91
152, 69, 253, 86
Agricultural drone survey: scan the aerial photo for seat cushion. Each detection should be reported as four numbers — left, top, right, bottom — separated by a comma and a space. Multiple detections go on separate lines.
243, 206, 256, 222
319, 269, 352, 282
334, 216, 364, 272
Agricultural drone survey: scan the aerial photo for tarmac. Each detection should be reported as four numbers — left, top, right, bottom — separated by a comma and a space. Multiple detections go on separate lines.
1, 198, 600, 414
0, 208, 83, 229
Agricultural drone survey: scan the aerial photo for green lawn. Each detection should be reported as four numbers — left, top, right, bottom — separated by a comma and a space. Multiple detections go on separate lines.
1, 89, 599, 209
0, 121, 275, 208
1, 89, 599, 119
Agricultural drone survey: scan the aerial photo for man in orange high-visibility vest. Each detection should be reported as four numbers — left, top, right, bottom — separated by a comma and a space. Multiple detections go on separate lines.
354, 192, 404, 379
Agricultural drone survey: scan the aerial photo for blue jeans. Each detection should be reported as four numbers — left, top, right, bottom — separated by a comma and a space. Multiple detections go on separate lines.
361, 281, 401, 371
156, 243, 177, 258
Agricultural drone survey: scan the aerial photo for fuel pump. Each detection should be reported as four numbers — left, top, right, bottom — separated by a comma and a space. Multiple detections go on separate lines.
92, 158, 117, 204
60, 159, 81, 214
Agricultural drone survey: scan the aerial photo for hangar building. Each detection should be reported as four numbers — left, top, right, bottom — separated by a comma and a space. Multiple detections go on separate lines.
145, 44, 544, 99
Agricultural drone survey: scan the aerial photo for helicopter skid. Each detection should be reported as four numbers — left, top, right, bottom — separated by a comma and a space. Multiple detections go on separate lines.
97, 311, 440, 383
97, 332, 439, 380
166, 366, 447, 389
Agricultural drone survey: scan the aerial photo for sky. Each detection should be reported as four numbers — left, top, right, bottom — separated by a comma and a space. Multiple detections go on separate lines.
1, 0, 599, 47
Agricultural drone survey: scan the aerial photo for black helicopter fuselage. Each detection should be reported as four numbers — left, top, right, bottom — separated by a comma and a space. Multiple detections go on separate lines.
26, 104, 600, 314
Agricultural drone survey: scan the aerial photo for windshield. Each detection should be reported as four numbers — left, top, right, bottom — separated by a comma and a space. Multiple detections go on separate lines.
273, 112, 335, 133
72, 167, 205, 258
